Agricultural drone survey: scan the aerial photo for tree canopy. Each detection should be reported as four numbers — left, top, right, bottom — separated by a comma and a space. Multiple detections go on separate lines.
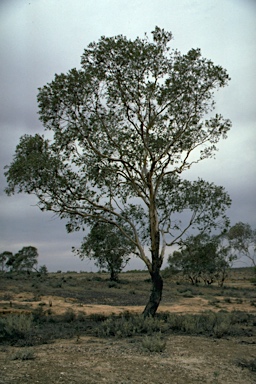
168, 233, 236, 286
228, 222, 256, 266
5, 27, 232, 315
76, 221, 136, 281
4, 246, 38, 273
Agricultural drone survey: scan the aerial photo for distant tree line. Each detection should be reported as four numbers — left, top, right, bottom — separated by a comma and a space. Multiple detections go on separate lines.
0, 246, 47, 275
167, 222, 256, 286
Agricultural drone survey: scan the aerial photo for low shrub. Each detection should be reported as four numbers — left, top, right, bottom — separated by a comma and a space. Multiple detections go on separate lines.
235, 357, 256, 372
61, 308, 76, 323
141, 333, 166, 353
95, 313, 168, 338
108, 282, 119, 288
10, 348, 36, 361
93, 310, 255, 339
0, 314, 34, 340
224, 297, 232, 303
88, 313, 108, 322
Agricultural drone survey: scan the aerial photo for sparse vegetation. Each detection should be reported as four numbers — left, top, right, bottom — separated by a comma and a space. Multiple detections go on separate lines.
0, 268, 255, 383
0, 314, 34, 341
10, 347, 36, 361
141, 333, 166, 353
235, 357, 256, 372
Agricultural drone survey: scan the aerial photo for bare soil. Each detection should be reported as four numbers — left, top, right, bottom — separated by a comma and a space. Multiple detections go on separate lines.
1, 334, 255, 383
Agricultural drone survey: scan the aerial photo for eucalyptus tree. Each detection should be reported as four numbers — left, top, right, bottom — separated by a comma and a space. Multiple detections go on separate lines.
5, 246, 38, 273
228, 222, 256, 266
168, 234, 236, 286
76, 221, 135, 281
5, 27, 232, 316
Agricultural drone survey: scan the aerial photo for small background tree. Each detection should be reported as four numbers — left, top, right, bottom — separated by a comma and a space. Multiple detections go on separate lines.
168, 233, 236, 286
6, 246, 38, 273
228, 222, 256, 267
75, 222, 136, 281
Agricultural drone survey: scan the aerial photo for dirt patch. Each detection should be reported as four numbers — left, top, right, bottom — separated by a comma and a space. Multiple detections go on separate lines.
1, 335, 255, 383
1, 292, 255, 316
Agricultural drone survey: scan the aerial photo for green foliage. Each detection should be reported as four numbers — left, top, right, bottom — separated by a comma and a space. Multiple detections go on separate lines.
61, 308, 76, 323
95, 313, 168, 338
38, 264, 48, 275
76, 221, 135, 281
228, 222, 256, 266
94, 310, 254, 339
5, 246, 39, 273
168, 233, 235, 286
0, 314, 34, 340
141, 333, 166, 353
235, 357, 256, 372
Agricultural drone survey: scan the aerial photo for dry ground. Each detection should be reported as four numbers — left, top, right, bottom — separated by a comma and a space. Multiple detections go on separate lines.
1, 334, 255, 384
0, 269, 255, 383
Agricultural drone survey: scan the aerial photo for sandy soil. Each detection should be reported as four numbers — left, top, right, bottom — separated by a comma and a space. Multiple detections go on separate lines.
1, 292, 255, 316
1, 334, 255, 384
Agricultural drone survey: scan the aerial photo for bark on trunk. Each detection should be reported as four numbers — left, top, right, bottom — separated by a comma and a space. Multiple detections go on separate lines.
142, 269, 163, 317
143, 186, 163, 317
110, 269, 119, 282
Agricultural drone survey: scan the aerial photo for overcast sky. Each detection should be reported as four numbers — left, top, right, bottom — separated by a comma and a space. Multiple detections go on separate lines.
0, 0, 255, 271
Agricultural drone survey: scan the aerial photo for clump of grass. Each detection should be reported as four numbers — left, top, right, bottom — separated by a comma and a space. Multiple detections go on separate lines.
208, 299, 221, 307
95, 313, 168, 338
0, 314, 34, 339
224, 297, 232, 303
141, 333, 166, 353
235, 357, 256, 372
88, 313, 108, 322
10, 348, 36, 361
108, 282, 119, 288
94, 311, 255, 339
62, 308, 76, 322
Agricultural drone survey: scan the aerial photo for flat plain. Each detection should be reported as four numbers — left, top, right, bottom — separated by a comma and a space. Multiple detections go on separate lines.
0, 268, 255, 383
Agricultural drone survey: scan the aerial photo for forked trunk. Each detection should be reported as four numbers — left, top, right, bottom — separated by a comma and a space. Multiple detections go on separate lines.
142, 269, 163, 317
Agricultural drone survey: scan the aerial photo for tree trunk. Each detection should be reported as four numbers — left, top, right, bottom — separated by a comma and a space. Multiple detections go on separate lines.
143, 192, 163, 317
142, 269, 163, 317
110, 268, 119, 282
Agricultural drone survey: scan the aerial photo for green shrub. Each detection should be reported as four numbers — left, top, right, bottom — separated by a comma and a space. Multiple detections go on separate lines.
61, 308, 76, 322
95, 313, 167, 338
224, 297, 231, 303
0, 314, 33, 339
32, 306, 47, 322
141, 333, 166, 353
158, 311, 253, 338
10, 348, 36, 361
235, 357, 256, 372
88, 313, 108, 322
108, 282, 119, 288
76, 311, 87, 322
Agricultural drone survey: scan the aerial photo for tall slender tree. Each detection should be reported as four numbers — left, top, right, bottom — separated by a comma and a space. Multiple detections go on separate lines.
5, 27, 231, 316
